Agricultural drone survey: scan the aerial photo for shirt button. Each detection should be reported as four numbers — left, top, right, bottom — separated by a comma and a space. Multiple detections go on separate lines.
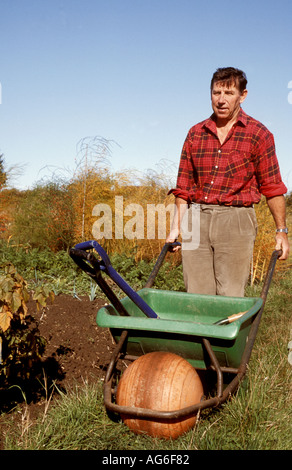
218, 149, 221, 154
211, 181, 214, 184
204, 196, 207, 200
215, 165, 218, 169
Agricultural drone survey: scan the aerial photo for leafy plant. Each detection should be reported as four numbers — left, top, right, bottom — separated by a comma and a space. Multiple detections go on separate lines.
32, 284, 55, 311
0, 263, 52, 387
0, 263, 29, 333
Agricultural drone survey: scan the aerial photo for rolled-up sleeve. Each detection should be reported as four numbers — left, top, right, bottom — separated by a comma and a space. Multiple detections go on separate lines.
255, 130, 287, 197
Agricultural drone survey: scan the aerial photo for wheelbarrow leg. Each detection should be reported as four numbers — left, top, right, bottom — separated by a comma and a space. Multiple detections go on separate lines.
202, 338, 223, 397
104, 330, 128, 384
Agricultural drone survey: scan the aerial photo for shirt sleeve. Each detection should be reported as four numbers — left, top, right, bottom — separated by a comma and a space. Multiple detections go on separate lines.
168, 131, 196, 202
255, 130, 287, 197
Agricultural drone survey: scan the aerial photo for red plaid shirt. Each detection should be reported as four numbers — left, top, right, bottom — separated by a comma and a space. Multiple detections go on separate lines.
169, 109, 287, 206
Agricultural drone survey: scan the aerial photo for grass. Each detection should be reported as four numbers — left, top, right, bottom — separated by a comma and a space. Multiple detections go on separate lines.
3, 354, 291, 450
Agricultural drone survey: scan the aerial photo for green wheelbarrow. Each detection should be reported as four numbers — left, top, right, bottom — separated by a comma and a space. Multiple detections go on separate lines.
69, 241, 281, 424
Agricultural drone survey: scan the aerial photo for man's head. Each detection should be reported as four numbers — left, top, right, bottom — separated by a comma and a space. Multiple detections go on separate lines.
211, 67, 248, 124
211, 67, 247, 93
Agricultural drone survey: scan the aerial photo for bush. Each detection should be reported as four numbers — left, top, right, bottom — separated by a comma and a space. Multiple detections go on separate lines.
11, 182, 75, 251
0, 263, 52, 392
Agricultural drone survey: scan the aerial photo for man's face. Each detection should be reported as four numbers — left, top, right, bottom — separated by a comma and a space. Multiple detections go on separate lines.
211, 81, 247, 123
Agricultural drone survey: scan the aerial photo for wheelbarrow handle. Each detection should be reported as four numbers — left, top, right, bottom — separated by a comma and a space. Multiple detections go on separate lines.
144, 242, 181, 288
260, 249, 282, 302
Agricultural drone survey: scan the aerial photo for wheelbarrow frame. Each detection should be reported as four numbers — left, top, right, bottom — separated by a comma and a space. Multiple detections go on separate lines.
69, 241, 281, 421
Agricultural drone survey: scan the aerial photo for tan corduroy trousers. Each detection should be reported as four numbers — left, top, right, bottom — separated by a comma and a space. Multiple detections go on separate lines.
181, 204, 257, 297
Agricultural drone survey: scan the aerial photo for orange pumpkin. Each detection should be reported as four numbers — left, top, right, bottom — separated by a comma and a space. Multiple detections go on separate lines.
116, 351, 203, 439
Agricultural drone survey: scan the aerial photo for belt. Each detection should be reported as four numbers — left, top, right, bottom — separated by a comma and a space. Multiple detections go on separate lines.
191, 203, 253, 212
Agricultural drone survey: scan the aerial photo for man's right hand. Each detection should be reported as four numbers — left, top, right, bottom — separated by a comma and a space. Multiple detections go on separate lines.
166, 230, 181, 252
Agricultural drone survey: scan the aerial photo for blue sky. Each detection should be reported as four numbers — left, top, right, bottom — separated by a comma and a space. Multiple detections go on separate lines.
1, 0, 292, 191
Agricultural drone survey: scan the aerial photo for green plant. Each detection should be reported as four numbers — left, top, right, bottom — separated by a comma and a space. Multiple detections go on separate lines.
0, 263, 50, 387
32, 283, 55, 311
0, 263, 29, 333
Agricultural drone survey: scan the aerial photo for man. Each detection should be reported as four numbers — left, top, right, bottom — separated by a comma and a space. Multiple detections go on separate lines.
166, 67, 290, 297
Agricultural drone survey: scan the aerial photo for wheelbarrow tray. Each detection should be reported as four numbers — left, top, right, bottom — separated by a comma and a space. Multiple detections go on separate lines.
97, 288, 263, 369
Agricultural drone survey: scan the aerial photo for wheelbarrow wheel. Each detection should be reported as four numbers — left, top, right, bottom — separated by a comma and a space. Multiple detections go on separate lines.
116, 351, 204, 439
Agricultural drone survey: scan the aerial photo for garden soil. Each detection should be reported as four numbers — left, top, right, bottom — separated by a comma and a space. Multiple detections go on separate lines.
34, 294, 115, 387
0, 294, 117, 448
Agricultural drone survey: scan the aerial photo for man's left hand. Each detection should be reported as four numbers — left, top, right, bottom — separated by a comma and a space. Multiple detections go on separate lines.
275, 233, 290, 260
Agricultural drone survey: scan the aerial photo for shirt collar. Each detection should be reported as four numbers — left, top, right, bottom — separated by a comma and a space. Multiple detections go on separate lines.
236, 108, 247, 126
203, 108, 247, 132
